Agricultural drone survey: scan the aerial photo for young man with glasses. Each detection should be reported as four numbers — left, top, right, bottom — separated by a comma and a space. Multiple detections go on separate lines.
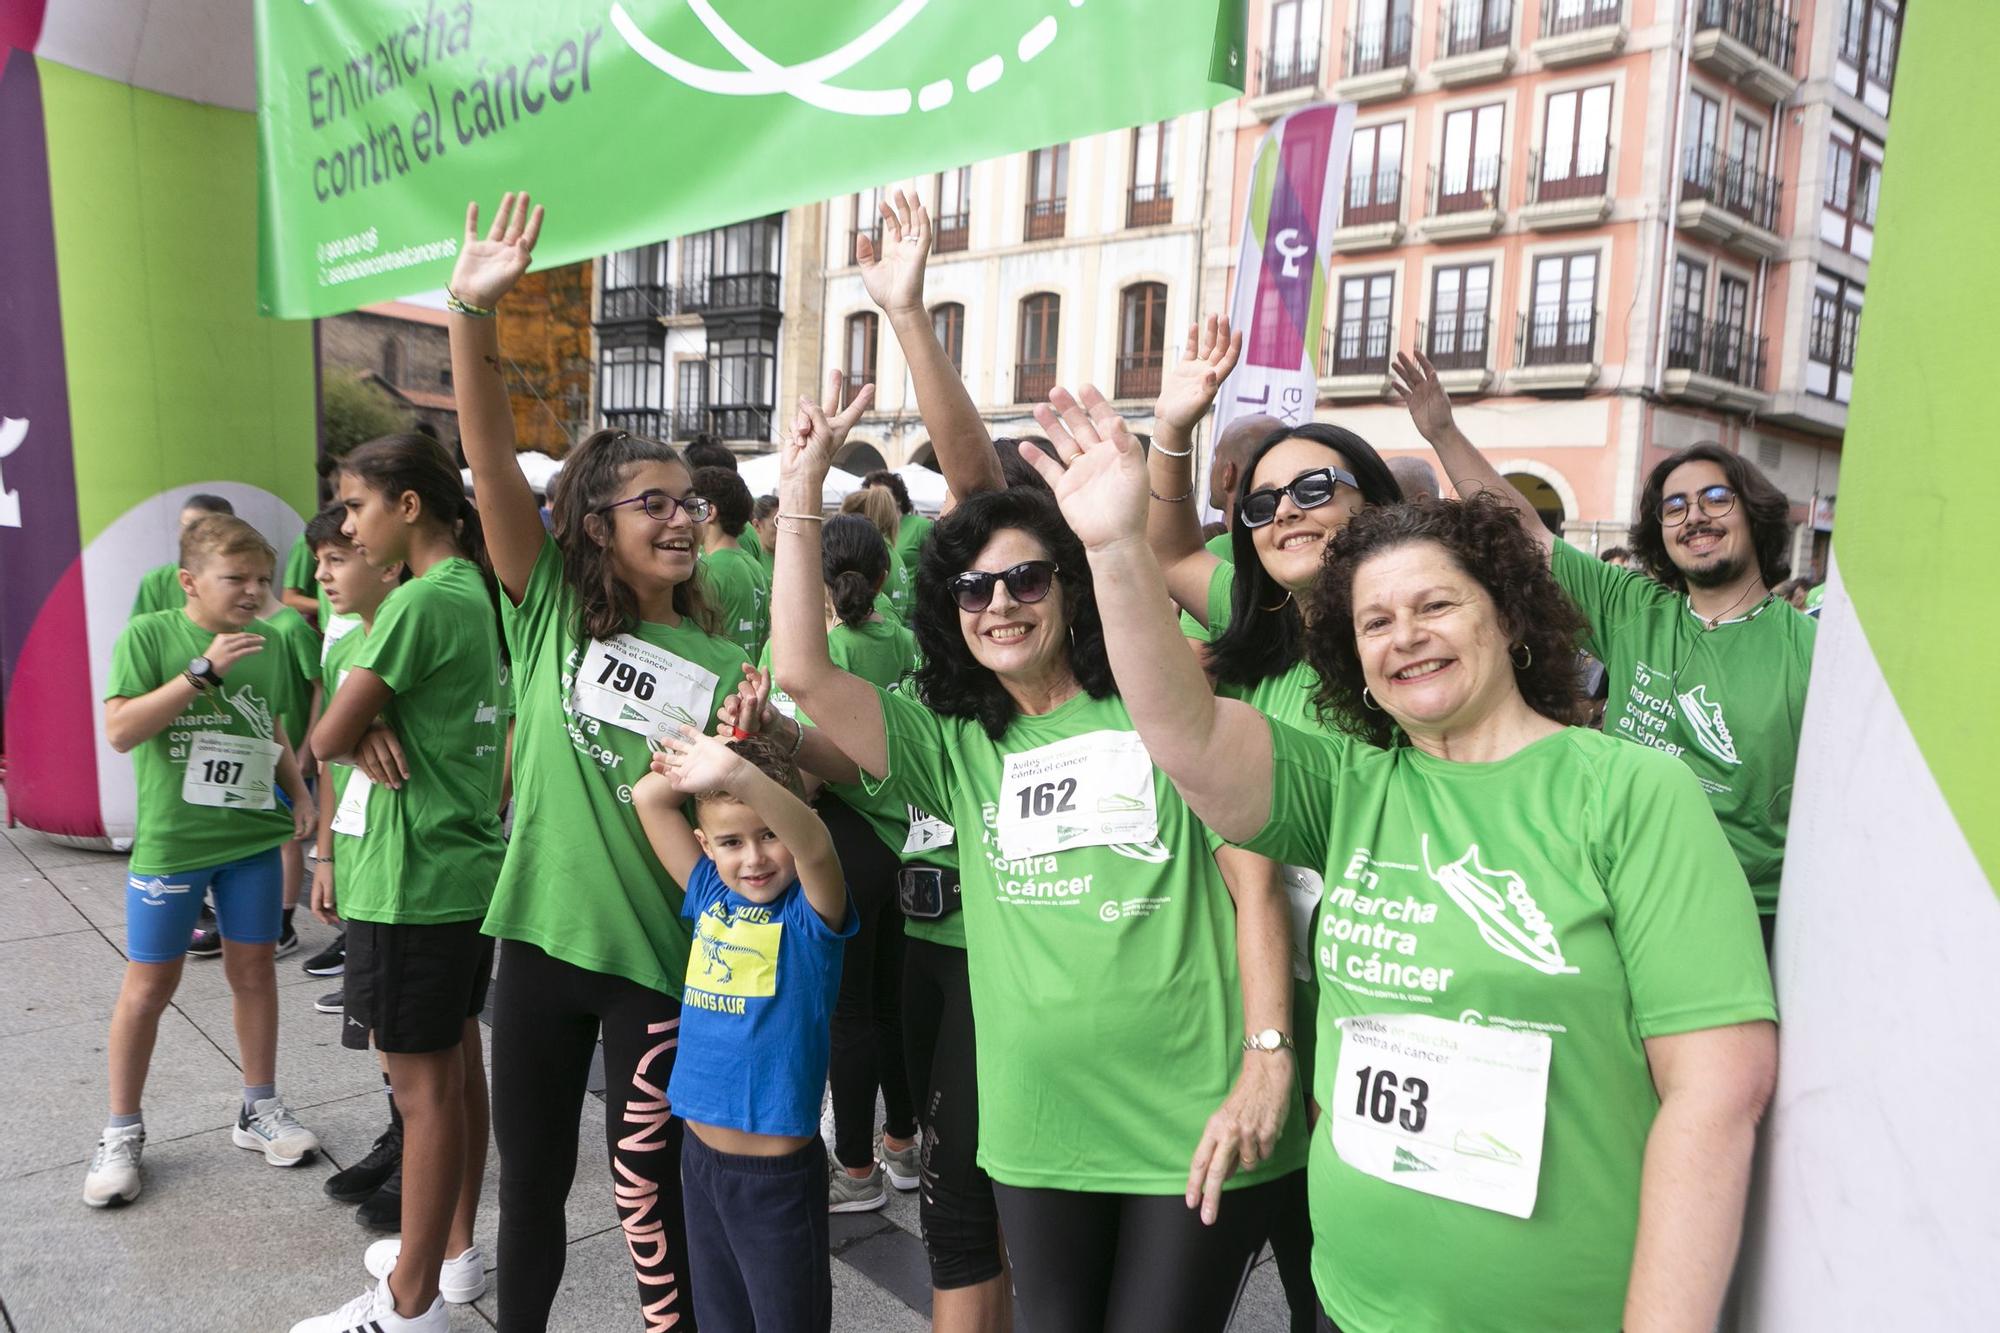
1392, 351, 1814, 948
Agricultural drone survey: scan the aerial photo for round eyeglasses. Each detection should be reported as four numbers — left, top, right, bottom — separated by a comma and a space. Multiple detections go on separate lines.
1659, 484, 1736, 527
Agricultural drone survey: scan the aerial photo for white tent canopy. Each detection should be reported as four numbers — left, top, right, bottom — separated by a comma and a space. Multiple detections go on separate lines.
735, 453, 864, 506
894, 464, 949, 514
461, 450, 564, 497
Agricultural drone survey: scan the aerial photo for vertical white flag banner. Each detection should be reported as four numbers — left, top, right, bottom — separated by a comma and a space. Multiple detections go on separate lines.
1203, 101, 1356, 520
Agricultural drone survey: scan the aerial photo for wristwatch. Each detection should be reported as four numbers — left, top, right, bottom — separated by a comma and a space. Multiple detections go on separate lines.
185, 656, 222, 691
1243, 1028, 1295, 1055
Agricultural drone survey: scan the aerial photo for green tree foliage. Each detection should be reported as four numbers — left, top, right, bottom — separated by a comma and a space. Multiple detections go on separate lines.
322, 372, 412, 458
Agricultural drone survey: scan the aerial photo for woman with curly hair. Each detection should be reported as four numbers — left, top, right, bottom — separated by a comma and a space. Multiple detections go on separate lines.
1024, 392, 1777, 1333
770, 376, 1305, 1333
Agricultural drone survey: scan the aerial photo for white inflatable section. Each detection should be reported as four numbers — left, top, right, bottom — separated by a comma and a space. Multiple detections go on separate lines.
82, 486, 305, 842
32, 0, 257, 110
1735, 553, 2000, 1328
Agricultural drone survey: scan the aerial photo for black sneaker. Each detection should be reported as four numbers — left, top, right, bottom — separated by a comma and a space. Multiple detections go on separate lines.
355, 1161, 402, 1232
187, 908, 222, 959
325, 1126, 402, 1204
301, 933, 346, 977
273, 928, 300, 960
314, 989, 344, 1015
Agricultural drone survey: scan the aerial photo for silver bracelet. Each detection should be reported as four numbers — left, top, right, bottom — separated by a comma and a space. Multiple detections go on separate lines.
1151, 438, 1193, 459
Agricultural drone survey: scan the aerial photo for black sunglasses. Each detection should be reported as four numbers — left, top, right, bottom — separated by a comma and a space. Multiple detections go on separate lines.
948, 561, 1059, 613
598, 490, 713, 523
1659, 484, 1736, 527
1239, 466, 1360, 528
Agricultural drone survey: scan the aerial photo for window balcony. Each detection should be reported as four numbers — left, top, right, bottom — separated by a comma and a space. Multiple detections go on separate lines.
1024, 199, 1067, 242
1114, 354, 1163, 401
1318, 318, 1394, 400
1692, 0, 1799, 102
1015, 359, 1057, 404
1663, 311, 1769, 410
1420, 314, 1494, 394
1522, 146, 1612, 230
671, 411, 704, 442
1330, 169, 1406, 251
1334, 17, 1414, 103
603, 409, 673, 438
599, 284, 678, 324
1126, 182, 1174, 229
934, 212, 970, 254
706, 405, 774, 442
1249, 42, 1323, 120
1510, 307, 1599, 392
1419, 159, 1505, 243
681, 272, 782, 314
1678, 146, 1782, 258
1533, 0, 1626, 66
1433, 1, 1514, 87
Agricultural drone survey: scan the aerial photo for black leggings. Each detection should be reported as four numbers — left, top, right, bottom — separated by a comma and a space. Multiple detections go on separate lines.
491, 939, 696, 1333
1269, 1168, 1316, 1332
820, 798, 916, 1169
901, 936, 1003, 1290
991, 1175, 1284, 1333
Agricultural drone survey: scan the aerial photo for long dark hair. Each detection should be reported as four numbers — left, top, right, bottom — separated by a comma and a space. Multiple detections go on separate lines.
546, 429, 716, 641
1208, 423, 1403, 689
1631, 442, 1792, 591
340, 434, 489, 574
909, 487, 1114, 739
1305, 495, 1587, 749
823, 515, 888, 628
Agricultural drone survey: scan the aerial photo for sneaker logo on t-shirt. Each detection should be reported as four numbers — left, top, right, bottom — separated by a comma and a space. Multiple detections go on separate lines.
1423, 838, 1577, 978
1674, 684, 1742, 766
222, 683, 276, 742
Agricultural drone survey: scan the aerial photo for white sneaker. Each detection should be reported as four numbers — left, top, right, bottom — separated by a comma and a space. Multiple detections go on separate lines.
233, 1095, 319, 1165
880, 1133, 922, 1191
82, 1125, 145, 1208
289, 1278, 447, 1332
365, 1238, 489, 1303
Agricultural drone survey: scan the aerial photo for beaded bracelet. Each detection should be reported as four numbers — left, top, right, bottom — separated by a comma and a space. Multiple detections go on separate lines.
445, 287, 495, 318
1151, 439, 1194, 459
1149, 485, 1195, 503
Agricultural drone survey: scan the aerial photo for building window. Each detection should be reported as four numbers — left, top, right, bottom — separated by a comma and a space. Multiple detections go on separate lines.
1838, 0, 1901, 110
1128, 122, 1175, 227
1262, 0, 1324, 93
843, 312, 878, 409
1523, 253, 1597, 366
602, 243, 672, 321
1435, 103, 1504, 214
381, 336, 403, 385
1809, 272, 1864, 404
601, 335, 668, 438
850, 187, 883, 266
1439, 0, 1511, 59
1536, 84, 1611, 201
1715, 273, 1752, 381
931, 302, 965, 373
1026, 145, 1069, 240
1670, 256, 1707, 339
1821, 118, 1883, 258
683, 216, 782, 310
1427, 263, 1491, 370
1345, 122, 1405, 226
935, 168, 970, 253
1681, 89, 1722, 197
1016, 293, 1060, 403
674, 359, 706, 439
709, 333, 776, 441
1348, 0, 1414, 76
1543, 0, 1622, 38
1116, 283, 1169, 399
1329, 273, 1394, 376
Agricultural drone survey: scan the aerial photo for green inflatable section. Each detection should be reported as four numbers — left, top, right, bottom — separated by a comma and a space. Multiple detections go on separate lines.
1833, 8, 1998, 889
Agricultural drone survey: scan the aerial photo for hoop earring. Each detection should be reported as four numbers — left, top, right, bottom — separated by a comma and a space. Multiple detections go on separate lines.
1361, 687, 1383, 712
1511, 642, 1533, 670
1260, 590, 1295, 613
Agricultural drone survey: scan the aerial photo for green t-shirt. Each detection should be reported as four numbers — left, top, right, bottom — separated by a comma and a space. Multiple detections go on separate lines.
339, 558, 506, 924
741, 523, 767, 571
1181, 530, 1236, 645
893, 511, 933, 570
131, 562, 184, 618
698, 544, 770, 660
1804, 582, 1825, 610
867, 686, 1308, 1193
1246, 721, 1775, 1333
321, 621, 369, 819
260, 605, 321, 758
106, 610, 297, 876
1552, 541, 1814, 912
885, 545, 914, 619
486, 536, 751, 993
283, 534, 317, 597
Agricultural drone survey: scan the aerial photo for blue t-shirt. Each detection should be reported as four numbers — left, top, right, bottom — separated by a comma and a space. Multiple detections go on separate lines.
666, 857, 855, 1137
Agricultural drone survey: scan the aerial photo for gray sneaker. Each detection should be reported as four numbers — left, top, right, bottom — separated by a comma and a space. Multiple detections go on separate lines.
880, 1134, 921, 1191
233, 1096, 319, 1166
828, 1160, 888, 1213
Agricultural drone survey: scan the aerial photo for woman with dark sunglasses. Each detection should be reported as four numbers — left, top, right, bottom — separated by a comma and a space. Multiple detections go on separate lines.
446, 193, 759, 1330
770, 376, 1306, 1333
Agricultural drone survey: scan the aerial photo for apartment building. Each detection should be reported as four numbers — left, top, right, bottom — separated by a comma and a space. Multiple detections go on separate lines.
1212, 0, 1902, 571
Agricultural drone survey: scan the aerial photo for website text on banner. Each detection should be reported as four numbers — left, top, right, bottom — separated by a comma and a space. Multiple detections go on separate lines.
1202, 100, 1355, 522
255, 0, 1247, 318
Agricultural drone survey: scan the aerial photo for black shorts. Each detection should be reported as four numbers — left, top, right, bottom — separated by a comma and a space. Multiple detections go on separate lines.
342, 918, 493, 1054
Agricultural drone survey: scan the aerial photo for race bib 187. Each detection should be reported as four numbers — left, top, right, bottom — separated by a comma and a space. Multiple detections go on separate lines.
573, 636, 721, 740
181, 732, 281, 811
996, 730, 1158, 860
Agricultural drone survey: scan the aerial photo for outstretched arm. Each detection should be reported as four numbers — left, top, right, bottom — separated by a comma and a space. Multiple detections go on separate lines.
447, 192, 552, 602
1148, 316, 1242, 623
858, 188, 1004, 499
631, 757, 707, 889
1022, 387, 1275, 843
1391, 350, 1552, 559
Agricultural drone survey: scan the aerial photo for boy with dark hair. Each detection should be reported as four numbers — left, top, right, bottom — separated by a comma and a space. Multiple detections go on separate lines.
692, 465, 771, 658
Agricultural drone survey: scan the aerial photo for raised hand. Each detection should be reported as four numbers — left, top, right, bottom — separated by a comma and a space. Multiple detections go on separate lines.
855, 187, 932, 317
651, 724, 750, 797
1025, 386, 1149, 551
1155, 315, 1243, 433
779, 370, 877, 495
449, 192, 544, 311
1390, 349, 1456, 444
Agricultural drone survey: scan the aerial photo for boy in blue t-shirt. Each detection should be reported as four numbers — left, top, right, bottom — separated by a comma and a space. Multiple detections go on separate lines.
634, 726, 855, 1333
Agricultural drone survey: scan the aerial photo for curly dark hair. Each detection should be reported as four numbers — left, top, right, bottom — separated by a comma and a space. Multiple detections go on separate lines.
1209, 423, 1404, 691
1631, 443, 1791, 591
546, 429, 718, 642
691, 731, 805, 811
908, 487, 1115, 739
692, 465, 752, 537
1304, 494, 1587, 749
861, 469, 914, 515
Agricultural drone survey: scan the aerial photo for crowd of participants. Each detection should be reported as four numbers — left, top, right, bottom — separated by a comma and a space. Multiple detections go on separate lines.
84, 186, 1816, 1333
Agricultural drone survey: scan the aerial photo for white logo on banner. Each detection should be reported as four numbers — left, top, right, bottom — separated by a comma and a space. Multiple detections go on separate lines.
0, 417, 27, 529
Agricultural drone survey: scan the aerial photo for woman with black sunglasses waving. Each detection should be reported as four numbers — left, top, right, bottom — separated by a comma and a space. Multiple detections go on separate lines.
447, 194, 756, 1331
771, 376, 1306, 1333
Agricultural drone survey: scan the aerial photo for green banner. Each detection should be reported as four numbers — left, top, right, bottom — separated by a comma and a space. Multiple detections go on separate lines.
255, 0, 1245, 318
